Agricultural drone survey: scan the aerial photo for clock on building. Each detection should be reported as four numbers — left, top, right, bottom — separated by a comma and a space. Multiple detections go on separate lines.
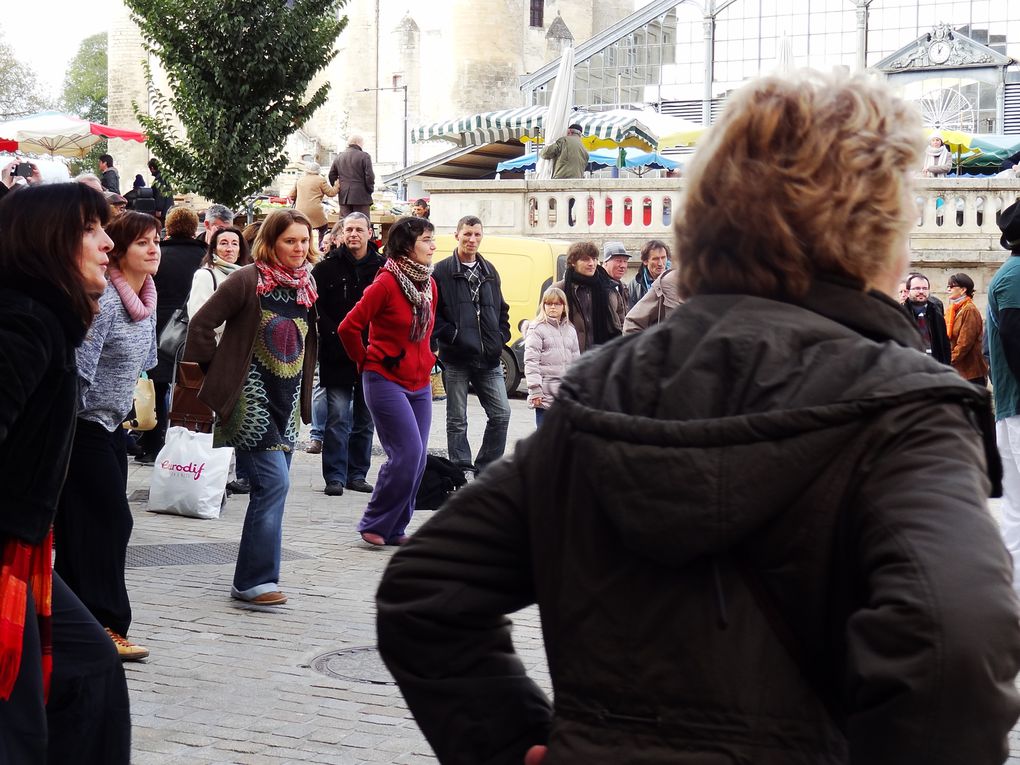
928, 40, 952, 64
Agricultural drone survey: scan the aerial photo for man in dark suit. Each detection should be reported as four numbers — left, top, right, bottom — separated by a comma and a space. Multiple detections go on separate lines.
328, 135, 375, 217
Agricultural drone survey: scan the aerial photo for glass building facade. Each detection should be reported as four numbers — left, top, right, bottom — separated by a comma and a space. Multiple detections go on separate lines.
527, 0, 1020, 133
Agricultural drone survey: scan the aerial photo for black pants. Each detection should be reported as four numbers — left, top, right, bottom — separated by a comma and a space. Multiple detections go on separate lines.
0, 573, 131, 764
137, 381, 170, 457
54, 419, 134, 636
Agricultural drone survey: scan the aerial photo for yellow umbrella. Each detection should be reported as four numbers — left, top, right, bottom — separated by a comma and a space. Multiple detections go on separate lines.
926, 127, 974, 154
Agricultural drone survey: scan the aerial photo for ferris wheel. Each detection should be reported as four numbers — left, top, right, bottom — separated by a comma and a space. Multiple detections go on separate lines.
916, 86, 977, 132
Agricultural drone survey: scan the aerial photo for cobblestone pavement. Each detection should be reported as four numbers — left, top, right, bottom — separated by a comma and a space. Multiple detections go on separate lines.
123, 393, 1020, 763
126, 393, 547, 764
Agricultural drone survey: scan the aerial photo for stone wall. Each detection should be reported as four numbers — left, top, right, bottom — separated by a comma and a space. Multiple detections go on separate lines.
107, 1, 153, 186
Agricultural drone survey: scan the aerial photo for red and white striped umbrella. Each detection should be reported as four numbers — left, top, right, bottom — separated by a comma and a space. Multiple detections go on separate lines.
0, 111, 146, 158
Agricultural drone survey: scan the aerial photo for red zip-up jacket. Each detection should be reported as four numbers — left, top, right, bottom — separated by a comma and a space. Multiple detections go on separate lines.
338, 268, 437, 391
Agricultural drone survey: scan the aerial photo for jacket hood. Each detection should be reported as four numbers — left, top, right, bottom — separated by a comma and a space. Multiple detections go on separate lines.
554, 278, 995, 569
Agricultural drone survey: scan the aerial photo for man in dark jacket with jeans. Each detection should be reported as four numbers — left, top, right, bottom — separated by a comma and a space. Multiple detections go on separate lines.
311, 212, 382, 496
432, 215, 511, 473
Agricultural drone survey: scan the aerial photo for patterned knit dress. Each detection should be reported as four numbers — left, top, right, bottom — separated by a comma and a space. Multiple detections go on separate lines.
215, 287, 308, 452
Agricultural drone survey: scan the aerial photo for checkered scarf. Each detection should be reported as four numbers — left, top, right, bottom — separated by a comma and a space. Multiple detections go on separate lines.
383, 257, 434, 342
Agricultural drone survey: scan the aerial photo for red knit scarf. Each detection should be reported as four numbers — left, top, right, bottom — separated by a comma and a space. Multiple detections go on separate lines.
255, 261, 318, 307
0, 529, 53, 702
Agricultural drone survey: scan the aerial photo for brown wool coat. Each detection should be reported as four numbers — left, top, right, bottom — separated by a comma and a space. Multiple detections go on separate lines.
949, 298, 989, 381
182, 265, 317, 425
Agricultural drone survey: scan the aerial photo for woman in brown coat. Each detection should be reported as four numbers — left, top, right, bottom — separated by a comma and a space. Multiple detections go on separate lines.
289, 161, 338, 246
946, 272, 989, 385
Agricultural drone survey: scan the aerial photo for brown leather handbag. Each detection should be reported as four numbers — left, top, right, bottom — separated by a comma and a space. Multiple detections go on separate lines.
168, 362, 216, 433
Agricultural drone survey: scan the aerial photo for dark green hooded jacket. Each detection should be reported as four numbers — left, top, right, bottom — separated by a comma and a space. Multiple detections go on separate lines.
378, 278, 1020, 765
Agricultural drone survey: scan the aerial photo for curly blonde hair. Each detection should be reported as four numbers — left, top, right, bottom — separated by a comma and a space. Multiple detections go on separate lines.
675, 70, 922, 300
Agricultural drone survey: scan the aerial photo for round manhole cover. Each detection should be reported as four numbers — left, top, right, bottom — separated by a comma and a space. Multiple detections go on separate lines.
309, 646, 396, 685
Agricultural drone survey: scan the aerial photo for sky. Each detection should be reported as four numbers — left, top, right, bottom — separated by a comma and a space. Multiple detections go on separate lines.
5, 0, 115, 102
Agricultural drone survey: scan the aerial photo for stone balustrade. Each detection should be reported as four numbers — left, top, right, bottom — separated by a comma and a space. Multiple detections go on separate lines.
423, 177, 1020, 307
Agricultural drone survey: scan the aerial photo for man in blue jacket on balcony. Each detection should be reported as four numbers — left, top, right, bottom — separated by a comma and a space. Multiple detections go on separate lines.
432, 216, 511, 475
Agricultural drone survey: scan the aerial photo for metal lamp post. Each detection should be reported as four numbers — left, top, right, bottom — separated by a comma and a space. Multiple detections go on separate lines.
357, 84, 409, 199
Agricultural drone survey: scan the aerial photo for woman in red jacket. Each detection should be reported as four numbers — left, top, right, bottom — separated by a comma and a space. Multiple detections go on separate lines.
339, 216, 437, 546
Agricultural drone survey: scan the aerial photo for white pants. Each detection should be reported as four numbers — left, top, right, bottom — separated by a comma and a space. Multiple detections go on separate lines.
996, 417, 1020, 592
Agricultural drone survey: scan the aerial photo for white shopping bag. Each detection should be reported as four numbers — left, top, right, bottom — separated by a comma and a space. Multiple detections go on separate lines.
148, 426, 233, 520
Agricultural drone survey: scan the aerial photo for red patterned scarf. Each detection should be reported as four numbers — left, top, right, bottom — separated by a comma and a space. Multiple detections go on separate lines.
256, 261, 318, 307
0, 529, 53, 702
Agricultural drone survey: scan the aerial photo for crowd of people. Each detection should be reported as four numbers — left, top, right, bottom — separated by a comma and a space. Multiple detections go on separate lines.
4, 69, 1020, 765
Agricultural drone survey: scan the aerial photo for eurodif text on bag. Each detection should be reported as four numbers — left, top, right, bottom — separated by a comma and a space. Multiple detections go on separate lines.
148, 426, 232, 520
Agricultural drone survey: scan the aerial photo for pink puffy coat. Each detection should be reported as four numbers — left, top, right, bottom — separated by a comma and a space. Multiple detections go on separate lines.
523, 316, 580, 409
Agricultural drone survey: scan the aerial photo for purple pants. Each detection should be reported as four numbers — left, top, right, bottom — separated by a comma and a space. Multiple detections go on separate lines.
359, 371, 431, 542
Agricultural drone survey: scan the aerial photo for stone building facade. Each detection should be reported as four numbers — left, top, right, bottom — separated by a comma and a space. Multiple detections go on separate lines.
107, 0, 632, 197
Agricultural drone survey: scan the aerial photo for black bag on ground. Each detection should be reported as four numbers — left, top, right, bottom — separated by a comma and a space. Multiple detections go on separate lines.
415, 455, 468, 510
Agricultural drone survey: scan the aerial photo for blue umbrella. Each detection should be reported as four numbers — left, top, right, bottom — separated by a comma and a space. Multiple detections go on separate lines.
497, 147, 679, 173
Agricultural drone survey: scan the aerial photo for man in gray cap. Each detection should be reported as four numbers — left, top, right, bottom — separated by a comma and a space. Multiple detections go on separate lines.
602, 241, 631, 331
989, 199, 1020, 594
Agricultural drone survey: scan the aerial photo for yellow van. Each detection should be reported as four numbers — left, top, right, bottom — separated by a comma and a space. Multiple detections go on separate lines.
433, 234, 569, 393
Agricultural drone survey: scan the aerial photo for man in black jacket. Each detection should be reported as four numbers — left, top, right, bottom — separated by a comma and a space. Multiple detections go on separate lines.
310, 212, 382, 496
902, 272, 951, 364
432, 215, 511, 473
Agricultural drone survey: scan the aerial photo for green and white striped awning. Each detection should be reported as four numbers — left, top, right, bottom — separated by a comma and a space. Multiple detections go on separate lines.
411, 107, 660, 150
412, 106, 547, 146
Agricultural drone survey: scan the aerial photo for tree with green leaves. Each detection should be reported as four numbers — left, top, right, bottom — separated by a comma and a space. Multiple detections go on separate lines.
125, 0, 347, 206
60, 33, 109, 176
0, 35, 49, 119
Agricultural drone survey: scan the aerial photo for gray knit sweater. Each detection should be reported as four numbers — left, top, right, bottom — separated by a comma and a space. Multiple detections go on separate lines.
77, 282, 157, 432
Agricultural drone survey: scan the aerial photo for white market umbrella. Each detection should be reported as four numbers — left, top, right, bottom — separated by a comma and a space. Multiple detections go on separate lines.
536, 46, 575, 180
774, 33, 794, 74
0, 110, 146, 158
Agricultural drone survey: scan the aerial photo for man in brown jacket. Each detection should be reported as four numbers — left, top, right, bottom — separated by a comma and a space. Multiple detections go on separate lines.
328, 135, 375, 217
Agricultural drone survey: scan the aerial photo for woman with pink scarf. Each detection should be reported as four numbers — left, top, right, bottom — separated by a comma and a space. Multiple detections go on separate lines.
55, 210, 160, 663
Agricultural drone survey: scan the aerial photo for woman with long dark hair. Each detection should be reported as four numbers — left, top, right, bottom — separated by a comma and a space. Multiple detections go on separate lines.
187, 225, 253, 334
55, 210, 160, 663
339, 215, 437, 546
183, 209, 319, 605
0, 183, 130, 762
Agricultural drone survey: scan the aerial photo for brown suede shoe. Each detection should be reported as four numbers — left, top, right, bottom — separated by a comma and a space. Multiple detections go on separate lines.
306, 440, 322, 454
248, 591, 287, 606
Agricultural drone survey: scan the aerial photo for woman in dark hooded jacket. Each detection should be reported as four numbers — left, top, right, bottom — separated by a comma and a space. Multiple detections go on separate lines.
374, 71, 1020, 765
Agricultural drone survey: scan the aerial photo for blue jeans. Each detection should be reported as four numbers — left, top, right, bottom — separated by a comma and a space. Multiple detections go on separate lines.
310, 382, 327, 442
443, 363, 511, 471
322, 382, 374, 485
232, 450, 293, 599
359, 372, 431, 542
